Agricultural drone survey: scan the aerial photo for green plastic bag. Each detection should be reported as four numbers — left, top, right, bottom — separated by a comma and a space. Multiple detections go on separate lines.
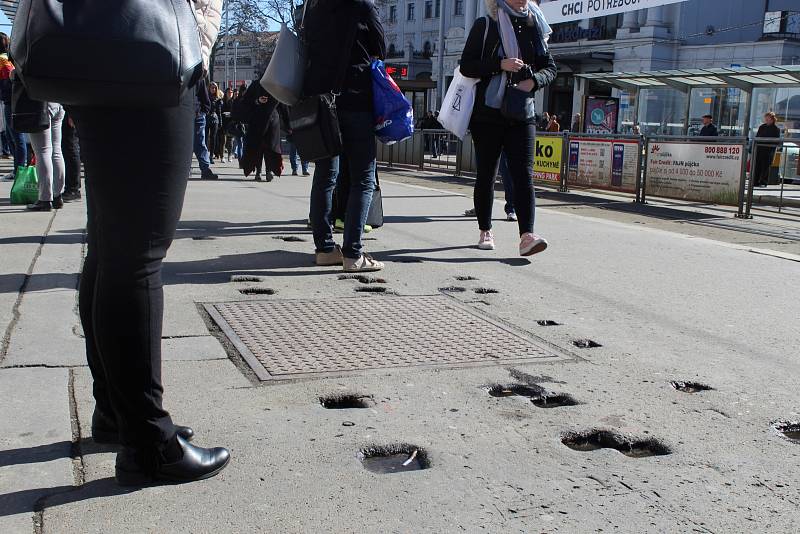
10, 166, 39, 205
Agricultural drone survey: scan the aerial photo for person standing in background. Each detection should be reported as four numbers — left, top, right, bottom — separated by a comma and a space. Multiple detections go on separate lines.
753, 111, 781, 188
206, 82, 222, 165
0, 33, 27, 182
193, 77, 218, 180
570, 113, 581, 133
61, 111, 82, 200
699, 114, 718, 137
26, 103, 66, 212
546, 113, 560, 132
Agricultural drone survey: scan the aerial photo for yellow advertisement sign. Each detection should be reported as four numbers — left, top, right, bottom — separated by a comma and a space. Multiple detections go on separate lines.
534, 136, 562, 183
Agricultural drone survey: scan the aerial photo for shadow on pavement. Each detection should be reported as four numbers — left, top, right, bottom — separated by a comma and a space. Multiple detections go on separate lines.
0, 273, 78, 294
0, 478, 138, 518
0, 439, 118, 469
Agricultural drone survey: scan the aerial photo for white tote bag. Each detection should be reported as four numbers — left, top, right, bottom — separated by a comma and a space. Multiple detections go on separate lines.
437, 67, 479, 140
260, 23, 304, 106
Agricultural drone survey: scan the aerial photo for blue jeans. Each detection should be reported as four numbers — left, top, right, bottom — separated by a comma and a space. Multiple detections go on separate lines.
499, 152, 515, 215
4, 103, 28, 173
233, 136, 243, 159
193, 113, 211, 172
288, 142, 308, 173
310, 110, 376, 259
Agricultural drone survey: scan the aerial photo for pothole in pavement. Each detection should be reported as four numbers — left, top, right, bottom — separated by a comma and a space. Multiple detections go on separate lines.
354, 286, 394, 294
192, 236, 216, 240
359, 444, 430, 474
473, 288, 499, 294
238, 288, 277, 295
338, 274, 386, 284
455, 276, 478, 281
537, 320, 561, 326
562, 430, 671, 458
439, 286, 467, 293
488, 384, 578, 408
231, 275, 263, 283
272, 235, 307, 242
319, 394, 374, 409
773, 421, 800, 443
670, 381, 713, 393
572, 339, 602, 349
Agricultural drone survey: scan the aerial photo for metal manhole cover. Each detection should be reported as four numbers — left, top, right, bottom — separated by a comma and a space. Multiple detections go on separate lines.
205, 296, 575, 381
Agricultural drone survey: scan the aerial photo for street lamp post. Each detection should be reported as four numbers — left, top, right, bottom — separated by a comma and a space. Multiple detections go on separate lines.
233, 40, 239, 88
224, 1, 230, 89
436, 0, 448, 107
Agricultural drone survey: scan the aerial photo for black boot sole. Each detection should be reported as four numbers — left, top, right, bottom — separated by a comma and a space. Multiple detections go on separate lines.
115, 454, 231, 486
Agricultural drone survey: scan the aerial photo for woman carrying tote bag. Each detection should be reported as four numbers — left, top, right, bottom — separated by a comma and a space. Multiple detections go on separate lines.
11, 0, 230, 486
460, 0, 556, 256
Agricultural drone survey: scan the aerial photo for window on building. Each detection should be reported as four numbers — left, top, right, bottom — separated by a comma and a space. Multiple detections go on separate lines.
425, 0, 432, 18
763, 10, 800, 36
389, 5, 397, 23
435, 0, 441, 17
407, 2, 415, 21
423, 41, 432, 57
454, 0, 464, 16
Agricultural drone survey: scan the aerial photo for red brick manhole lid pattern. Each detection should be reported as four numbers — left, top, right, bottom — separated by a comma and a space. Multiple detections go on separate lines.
205, 296, 576, 381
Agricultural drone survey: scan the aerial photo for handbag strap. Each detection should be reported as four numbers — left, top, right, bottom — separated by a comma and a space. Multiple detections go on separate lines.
481, 16, 489, 59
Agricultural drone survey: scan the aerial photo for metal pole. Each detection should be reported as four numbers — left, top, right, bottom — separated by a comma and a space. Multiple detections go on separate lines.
743, 138, 756, 219
635, 135, 644, 203
233, 40, 239, 87
736, 138, 751, 218
640, 136, 649, 204
559, 132, 569, 193
224, 1, 230, 89
436, 0, 447, 107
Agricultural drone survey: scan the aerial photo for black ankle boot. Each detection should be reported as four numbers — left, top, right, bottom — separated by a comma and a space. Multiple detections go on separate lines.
92, 409, 195, 444
53, 196, 64, 209
115, 436, 230, 486
27, 200, 52, 211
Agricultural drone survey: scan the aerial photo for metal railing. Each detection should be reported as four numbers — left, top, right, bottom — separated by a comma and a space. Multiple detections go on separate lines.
738, 137, 799, 218
375, 130, 798, 219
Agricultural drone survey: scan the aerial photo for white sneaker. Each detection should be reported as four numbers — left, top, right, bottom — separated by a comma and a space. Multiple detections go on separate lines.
343, 253, 384, 272
464, 207, 476, 217
478, 231, 495, 250
519, 232, 548, 256
506, 212, 517, 222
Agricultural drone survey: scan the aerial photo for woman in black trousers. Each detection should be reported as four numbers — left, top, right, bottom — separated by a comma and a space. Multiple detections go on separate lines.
69, 0, 230, 486
460, 0, 556, 256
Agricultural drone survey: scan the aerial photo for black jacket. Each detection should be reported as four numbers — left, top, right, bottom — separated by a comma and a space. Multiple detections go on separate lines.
302, 0, 386, 111
699, 123, 718, 137
756, 123, 780, 139
460, 15, 556, 125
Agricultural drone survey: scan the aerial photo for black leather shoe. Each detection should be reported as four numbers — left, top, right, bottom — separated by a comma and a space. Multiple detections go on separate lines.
200, 169, 219, 180
62, 190, 82, 201
27, 200, 52, 211
92, 409, 195, 444
115, 436, 230, 486
52, 196, 64, 209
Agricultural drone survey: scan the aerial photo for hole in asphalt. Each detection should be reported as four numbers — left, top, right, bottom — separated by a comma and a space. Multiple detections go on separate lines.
773, 421, 800, 442
537, 320, 561, 327
562, 430, 671, 458
670, 381, 713, 394
238, 288, 276, 295
530, 393, 579, 408
439, 286, 467, 293
319, 394, 373, 409
488, 384, 577, 408
359, 444, 430, 474
338, 274, 387, 284
355, 286, 389, 293
455, 276, 478, 281
231, 275, 263, 283
474, 288, 499, 294
272, 235, 307, 242
572, 339, 602, 349
192, 236, 216, 240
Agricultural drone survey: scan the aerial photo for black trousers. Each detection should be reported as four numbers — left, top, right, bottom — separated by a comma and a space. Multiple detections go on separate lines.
61, 113, 81, 192
72, 90, 193, 451
471, 120, 536, 235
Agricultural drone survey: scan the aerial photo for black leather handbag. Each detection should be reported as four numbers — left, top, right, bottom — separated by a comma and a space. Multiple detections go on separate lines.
501, 85, 536, 122
10, 0, 203, 107
11, 76, 49, 133
288, 94, 343, 162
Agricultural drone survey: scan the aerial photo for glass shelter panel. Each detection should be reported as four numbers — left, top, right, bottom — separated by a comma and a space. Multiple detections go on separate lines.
637, 88, 689, 136
750, 87, 800, 139
687, 87, 749, 136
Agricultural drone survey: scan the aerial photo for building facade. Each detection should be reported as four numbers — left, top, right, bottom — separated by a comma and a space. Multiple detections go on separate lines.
212, 32, 279, 91
377, 0, 800, 136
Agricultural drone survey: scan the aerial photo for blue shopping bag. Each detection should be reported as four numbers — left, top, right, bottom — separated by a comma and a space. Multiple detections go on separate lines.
371, 60, 414, 145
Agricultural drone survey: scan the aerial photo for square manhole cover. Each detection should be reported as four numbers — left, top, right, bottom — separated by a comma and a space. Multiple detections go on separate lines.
205, 296, 575, 381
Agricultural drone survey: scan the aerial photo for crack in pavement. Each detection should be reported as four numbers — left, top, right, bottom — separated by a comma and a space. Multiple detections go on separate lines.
0, 211, 58, 366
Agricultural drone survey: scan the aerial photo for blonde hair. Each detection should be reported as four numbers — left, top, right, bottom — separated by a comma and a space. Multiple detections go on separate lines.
764, 111, 777, 121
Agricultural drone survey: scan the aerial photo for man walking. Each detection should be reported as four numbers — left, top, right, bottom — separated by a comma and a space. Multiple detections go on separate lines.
288, 133, 310, 176
699, 114, 718, 137
194, 77, 219, 180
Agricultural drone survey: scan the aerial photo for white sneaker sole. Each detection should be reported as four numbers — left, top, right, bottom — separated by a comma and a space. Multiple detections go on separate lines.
478, 243, 495, 250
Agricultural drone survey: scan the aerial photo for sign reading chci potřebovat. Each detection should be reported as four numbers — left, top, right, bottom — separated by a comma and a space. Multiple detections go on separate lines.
645, 142, 743, 205
540, 0, 689, 25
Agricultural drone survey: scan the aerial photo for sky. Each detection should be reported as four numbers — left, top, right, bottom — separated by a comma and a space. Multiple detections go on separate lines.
0, 11, 11, 34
